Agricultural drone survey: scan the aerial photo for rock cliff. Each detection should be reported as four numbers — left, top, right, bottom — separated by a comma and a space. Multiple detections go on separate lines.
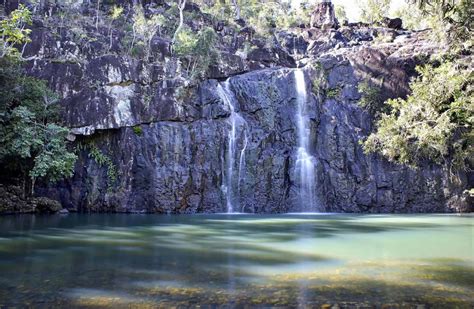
2, 0, 472, 213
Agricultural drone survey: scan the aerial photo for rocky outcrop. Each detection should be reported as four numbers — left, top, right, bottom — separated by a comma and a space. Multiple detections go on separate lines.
1, 1, 472, 213
310, 1, 338, 29
0, 185, 64, 214
38, 30, 471, 213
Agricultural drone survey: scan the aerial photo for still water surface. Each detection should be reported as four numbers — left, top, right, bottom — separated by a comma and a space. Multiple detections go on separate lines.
0, 214, 472, 307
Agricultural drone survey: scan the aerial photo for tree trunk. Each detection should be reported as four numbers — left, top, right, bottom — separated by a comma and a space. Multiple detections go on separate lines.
231, 0, 241, 20
95, 0, 100, 30
171, 0, 187, 50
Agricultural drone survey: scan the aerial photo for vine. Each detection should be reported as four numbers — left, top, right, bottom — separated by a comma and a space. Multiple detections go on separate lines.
77, 142, 117, 191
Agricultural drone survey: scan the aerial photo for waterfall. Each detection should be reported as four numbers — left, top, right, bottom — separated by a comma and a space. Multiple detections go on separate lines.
294, 69, 316, 211
217, 81, 248, 213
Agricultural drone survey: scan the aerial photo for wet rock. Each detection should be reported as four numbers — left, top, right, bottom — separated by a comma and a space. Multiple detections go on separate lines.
58, 208, 70, 215
32, 197, 63, 214
3, 1, 469, 214
277, 31, 309, 57
0, 185, 35, 214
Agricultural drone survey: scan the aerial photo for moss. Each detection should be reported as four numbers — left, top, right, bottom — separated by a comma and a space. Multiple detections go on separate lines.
326, 87, 341, 99
132, 125, 143, 136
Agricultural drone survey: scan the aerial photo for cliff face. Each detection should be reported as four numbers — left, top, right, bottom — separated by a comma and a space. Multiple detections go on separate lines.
3, 0, 471, 213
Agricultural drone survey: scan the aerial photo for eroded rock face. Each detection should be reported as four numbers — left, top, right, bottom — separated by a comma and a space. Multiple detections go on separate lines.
38, 42, 471, 213
39, 68, 320, 213
2, 1, 471, 213
0, 185, 63, 214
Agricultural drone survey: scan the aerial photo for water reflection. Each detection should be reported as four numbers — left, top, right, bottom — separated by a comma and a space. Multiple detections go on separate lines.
0, 214, 472, 307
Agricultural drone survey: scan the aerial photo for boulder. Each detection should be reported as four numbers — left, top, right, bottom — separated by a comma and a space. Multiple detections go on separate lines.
382, 17, 403, 30
310, 1, 338, 29
32, 197, 63, 214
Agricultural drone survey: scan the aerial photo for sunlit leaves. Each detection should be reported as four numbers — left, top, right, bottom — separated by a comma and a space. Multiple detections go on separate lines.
0, 4, 32, 58
363, 62, 473, 171
109, 5, 124, 21
406, 0, 473, 45
174, 26, 219, 80
357, 0, 391, 24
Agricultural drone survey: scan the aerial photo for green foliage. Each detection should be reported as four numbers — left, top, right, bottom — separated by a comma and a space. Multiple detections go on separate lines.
0, 7, 76, 191
309, 62, 328, 97
363, 61, 473, 172
30, 124, 77, 182
173, 27, 197, 56
130, 5, 166, 57
335, 5, 348, 24
130, 42, 146, 57
132, 125, 143, 136
407, 0, 473, 45
195, 1, 236, 24
174, 26, 219, 81
393, 4, 428, 30
0, 4, 32, 58
88, 144, 117, 187
77, 141, 118, 190
326, 87, 341, 99
109, 5, 124, 20
358, 80, 386, 116
357, 0, 391, 24
244, 1, 310, 33
0, 58, 77, 191
197, 0, 309, 33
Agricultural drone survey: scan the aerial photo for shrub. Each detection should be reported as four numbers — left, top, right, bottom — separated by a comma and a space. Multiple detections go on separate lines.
174, 26, 219, 81
357, 80, 386, 117
132, 125, 143, 136
362, 61, 473, 172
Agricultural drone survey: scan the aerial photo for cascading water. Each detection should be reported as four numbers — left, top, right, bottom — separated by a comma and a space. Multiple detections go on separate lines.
217, 81, 248, 213
294, 69, 316, 211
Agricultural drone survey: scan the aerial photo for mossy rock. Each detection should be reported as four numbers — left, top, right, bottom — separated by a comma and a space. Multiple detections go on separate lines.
32, 197, 63, 214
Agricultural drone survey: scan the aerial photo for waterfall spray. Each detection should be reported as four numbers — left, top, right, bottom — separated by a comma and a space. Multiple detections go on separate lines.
294, 69, 316, 211
217, 81, 248, 213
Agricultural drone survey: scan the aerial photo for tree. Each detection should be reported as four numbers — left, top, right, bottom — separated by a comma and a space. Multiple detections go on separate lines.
357, 0, 391, 24
335, 5, 348, 24
0, 7, 77, 195
108, 5, 124, 51
174, 26, 219, 80
95, 0, 101, 30
362, 61, 473, 173
0, 4, 32, 58
231, 0, 241, 20
406, 0, 473, 44
0, 59, 78, 194
130, 5, 165, 58
172, 0, 187, 48
393, 4, 428, 30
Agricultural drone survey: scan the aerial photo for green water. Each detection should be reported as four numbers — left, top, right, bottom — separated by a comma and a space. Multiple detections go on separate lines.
0, 214, 472, 308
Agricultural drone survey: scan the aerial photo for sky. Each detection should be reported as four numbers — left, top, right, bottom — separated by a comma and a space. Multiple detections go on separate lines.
289, 0, 407, 22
